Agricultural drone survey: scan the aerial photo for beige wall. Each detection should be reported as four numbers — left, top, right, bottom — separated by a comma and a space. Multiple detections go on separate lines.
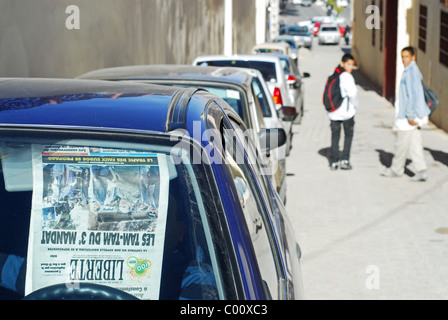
0, 0, 257, 78
352, 0, 448, 133
411, 0, 448, 132
352, 0, 385, 89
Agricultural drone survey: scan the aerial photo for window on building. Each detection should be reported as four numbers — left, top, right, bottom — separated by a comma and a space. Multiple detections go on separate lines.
371, 0, 376, 47
419, 5, 427, 52
379, 0, 384, 52
440, 10, 448, 67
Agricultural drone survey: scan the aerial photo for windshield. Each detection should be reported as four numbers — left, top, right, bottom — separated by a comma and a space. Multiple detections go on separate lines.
0, 135, 224, 300
197, 60, 278, 83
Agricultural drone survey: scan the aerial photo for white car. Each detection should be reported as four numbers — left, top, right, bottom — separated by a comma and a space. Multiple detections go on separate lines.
243, 68, 288, 201
193, 54, 298, 156
318, 23, 341, 45
300, 0, 311, 6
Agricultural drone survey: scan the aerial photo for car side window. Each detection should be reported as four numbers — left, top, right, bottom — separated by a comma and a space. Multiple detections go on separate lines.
252, 78, 272, 119
222, 119, 283, 299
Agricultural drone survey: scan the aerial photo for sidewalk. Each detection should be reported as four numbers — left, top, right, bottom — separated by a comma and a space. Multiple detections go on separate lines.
285, 45, 448, 299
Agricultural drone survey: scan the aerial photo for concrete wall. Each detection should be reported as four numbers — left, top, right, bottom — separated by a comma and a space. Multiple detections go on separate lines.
351, 0, 385, 89
0, 0, 257, 78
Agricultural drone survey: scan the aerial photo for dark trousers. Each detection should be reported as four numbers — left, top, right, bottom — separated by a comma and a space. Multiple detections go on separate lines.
330, 116, 355, 163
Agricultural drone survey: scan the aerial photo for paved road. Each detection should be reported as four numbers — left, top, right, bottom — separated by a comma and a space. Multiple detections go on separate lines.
282, 2, 448, 300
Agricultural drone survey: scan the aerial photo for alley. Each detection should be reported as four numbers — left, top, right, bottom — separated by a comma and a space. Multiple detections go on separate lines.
284, 5, 448, 298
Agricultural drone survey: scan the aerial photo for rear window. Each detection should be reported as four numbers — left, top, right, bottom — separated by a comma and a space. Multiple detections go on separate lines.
0, 138, 224, 300
197, 60, 278, 82
322, 27, 338, 32
254, 48, 283, 54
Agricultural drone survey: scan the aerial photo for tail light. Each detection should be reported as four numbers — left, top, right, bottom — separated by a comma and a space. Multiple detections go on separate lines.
287, 75, 297, 88
272, 87, 283, 106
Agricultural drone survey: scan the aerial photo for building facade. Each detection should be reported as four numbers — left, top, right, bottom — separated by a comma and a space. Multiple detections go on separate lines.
352, 0, 448, 133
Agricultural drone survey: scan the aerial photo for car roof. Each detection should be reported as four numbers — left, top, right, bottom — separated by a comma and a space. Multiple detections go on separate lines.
0, 77, 228, 135
78, 64, 255, 88
194, 54, 282, 64
256, 52, 293, 61
252, 42, 290, 50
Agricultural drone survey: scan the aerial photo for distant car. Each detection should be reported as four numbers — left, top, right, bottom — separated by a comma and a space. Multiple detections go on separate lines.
193, 54, 300, 156
297, 20, 314, 34
79, 64, 288, 203
300, 0, 311, 6
282, 25, 313, 49
318, 23, 341, 45
311, 16, 336, 36
252, 42, 296, 61
273, 35, 300, 62
0, 78, 304, 300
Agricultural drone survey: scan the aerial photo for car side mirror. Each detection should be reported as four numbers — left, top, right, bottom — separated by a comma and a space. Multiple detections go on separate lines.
259, 128, 287, 153
287, 75, 300, 89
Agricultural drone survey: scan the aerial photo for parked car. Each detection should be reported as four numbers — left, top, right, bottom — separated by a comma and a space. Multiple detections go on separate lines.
282, 25, 313, 49
79, 64, 287, 203
311, 16, 336, 36
269, 53, 311, 124
192, 55, 301, 155
251, 42, 292, 56
318, 23, 341, 45
300, 0, 311, 7
0, 78, 304, 300
272, 35, 300, 61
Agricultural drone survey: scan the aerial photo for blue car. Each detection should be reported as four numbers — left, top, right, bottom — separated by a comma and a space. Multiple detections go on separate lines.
0, 78, 304, 300
79, 64, 288, 203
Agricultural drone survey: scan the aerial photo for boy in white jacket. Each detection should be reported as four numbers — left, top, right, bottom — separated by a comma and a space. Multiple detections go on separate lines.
328, 53, 359, 170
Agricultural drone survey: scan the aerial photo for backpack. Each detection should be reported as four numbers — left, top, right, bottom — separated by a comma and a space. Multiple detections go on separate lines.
422, 82, 439, 116
323, 66, 345, 112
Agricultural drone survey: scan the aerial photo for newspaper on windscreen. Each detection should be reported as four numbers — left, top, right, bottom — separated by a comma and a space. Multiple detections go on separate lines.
25, 145, 170, 300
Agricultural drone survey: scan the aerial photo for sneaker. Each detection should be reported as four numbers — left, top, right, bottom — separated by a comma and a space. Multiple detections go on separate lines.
340, 160, 352, 170
330, 162, 339, 171
410, 170, 428, 182
380, 168, 402, 178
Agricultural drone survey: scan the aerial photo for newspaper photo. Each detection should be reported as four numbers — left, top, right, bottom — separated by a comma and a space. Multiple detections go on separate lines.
25, 145, 170, 299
